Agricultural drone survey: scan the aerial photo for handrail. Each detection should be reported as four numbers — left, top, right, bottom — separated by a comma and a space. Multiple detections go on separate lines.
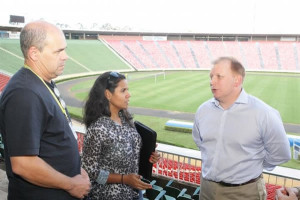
155, 143, 300, 187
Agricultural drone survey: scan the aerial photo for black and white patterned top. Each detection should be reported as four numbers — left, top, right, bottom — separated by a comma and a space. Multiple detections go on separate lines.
82, 113, 142, 200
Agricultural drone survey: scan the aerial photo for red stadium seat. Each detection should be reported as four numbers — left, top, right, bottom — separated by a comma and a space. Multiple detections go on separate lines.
0, 73, 10, 92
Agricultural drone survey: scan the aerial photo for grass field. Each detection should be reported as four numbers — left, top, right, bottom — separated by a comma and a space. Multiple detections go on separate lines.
69, 71, 300, 124
66, 71, 300, 170
66, 40, 131, 72
0, 39, 24, 74
0, 39, 131, 75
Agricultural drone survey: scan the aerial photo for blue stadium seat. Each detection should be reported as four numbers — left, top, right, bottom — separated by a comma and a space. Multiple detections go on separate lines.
192, 186, 200, 200
145, 188, 166, 200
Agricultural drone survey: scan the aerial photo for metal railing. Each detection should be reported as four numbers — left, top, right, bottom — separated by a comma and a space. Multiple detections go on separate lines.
153, 150, 300, 188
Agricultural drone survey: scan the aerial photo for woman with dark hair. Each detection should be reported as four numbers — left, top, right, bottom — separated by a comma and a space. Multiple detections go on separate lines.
82, 71, 160, 200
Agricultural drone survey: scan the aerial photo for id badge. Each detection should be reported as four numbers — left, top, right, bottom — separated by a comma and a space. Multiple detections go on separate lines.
69, 122, 78, 140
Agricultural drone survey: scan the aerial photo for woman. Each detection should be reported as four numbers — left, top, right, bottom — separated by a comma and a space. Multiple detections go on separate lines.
82, 71, 160, 200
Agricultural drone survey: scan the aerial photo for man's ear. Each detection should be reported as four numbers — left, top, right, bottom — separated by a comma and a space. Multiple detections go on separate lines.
234, 75, 242, 87
105, 89, 112, 101
27, 46, 39, 61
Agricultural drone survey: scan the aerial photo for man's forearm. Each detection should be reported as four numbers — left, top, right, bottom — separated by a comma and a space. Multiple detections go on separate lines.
10, 156, 73, 191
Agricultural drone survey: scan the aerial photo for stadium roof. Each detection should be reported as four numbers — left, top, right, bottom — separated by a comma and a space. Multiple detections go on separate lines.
1, 25, 300, 41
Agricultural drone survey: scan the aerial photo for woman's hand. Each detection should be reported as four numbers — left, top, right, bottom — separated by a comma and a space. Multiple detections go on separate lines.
149, 144, 161, 164
149, 151, 161, 164
123, 174, 152, 190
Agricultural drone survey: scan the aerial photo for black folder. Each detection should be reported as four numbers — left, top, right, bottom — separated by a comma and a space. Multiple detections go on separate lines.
134, 121, 157, 180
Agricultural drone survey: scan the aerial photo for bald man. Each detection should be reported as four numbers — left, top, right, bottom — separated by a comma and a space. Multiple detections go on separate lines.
0, 21, 90, 200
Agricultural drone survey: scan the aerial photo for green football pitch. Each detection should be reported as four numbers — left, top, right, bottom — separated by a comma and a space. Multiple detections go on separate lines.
66, 71, 300, 169
68, 70, 300, 125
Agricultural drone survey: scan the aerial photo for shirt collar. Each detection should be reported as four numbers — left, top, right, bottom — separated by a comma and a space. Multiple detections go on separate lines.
235, 89, 248, 104
211, 88, 248, 107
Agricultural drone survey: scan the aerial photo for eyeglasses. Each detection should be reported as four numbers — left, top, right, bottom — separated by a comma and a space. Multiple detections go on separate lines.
107, 71, 120, 86
109, 71, 120, 78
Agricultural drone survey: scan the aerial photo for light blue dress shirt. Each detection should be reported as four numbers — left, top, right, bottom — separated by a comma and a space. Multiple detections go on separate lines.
192, 89, 291, 184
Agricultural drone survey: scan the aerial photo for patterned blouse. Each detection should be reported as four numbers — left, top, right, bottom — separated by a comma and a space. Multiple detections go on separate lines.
82, 113, 142, 200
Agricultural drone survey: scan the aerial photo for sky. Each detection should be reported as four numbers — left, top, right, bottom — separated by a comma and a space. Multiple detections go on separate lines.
1, 0, 300, 34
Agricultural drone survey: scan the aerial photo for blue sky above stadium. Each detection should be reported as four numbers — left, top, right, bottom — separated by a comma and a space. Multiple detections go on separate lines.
1, 0, 300, 34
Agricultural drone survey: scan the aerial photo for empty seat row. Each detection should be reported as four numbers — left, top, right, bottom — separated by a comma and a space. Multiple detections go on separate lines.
104, 39, 300, 72
142, 178, 200, 200
152, 158, 283, 200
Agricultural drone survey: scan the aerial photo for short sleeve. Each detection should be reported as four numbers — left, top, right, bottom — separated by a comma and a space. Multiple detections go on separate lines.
4, 88, 46, 156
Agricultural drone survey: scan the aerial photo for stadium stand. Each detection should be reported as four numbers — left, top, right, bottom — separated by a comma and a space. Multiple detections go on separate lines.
295, 42, 300, 70
107, 39, 146, 70
188, 41, 211, 68
206, 41, 227, 61
3, 37, 300, 74
137, 41, 160, 69
99, 35, 143, 41
239, 41, 262, 70
223, 41, 244, 64
140, 41, 170, 69
102, 38, 300, 72
154, 41, 174, 69
259, 42, 279, 70
172, 41, 197, 69
123, 40, 156, 69
157, 41, 184, 69
0, 73, 10, 92
186, 41, 200, 68
277, 42, 298, 71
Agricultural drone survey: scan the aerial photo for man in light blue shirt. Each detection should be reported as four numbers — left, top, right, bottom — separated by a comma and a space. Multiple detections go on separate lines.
192, 57, 291, 200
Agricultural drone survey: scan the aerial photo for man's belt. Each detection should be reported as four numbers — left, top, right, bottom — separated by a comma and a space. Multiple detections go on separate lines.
215, 174, 262, 187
